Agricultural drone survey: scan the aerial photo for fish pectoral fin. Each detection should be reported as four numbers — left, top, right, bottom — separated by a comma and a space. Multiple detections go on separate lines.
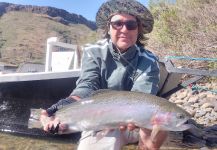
79, 129, 112, 145
150, 125, 161, 142
87, 129, 112, 144
95, 129, 111, 140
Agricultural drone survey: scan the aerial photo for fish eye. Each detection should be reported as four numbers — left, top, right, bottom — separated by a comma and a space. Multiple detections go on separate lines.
176, 113, 185, 119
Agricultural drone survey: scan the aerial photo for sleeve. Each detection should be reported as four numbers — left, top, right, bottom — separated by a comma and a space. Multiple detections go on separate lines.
131, 59, 160, 95
70, 48, 101, 98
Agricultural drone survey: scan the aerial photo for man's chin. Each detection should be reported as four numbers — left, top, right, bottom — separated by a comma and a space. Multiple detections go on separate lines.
117, 43, 131, 51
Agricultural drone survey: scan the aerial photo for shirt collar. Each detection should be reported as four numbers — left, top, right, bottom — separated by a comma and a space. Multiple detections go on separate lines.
108, 40, 138, 65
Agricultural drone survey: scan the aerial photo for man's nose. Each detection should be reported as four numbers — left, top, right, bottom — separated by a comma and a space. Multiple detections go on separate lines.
120, 25, 128, 32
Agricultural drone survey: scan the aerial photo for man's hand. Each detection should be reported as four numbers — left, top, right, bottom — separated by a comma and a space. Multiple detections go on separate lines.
119, 123, 137, 131
119, 124, 168, 150
40, 109, 67, 134
41, 96, 79, 134
138, 128, 168, 150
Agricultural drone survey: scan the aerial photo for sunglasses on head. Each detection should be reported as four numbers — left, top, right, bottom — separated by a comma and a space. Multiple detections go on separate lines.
110, 20, 138, 30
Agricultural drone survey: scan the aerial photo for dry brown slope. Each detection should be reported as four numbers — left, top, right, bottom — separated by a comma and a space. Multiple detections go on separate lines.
0, 11, 97, 65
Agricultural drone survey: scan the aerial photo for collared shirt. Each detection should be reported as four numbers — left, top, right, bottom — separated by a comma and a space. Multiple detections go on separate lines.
71, 39, 160, 98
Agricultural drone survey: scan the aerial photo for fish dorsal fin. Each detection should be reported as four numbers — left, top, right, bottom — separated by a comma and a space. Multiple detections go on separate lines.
90, 89, 115, 97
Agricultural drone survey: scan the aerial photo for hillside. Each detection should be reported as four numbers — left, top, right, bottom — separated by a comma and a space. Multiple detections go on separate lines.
0, 2, 96, 30
0, 1, 216, 71
0, 3, 98, 65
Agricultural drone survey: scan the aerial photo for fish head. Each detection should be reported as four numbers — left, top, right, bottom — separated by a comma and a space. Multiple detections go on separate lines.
167, 111, 191, 131
151, 110, 191, 131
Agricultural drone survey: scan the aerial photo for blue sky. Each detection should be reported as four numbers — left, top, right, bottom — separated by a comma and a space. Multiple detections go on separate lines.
0, 0, 149, 21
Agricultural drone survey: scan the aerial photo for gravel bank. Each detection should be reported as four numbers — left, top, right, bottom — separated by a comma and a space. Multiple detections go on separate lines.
169, 82, 217, 126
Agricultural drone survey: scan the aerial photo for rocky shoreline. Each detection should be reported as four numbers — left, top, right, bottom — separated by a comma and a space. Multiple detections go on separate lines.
169, 82, 217, 126
166, 82, 217, 149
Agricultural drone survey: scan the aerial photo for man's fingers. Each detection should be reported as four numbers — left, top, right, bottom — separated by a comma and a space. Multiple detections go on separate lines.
53, 118, 60, 127
139, 128, 168, 150
140, 128, 152, 137
59, 123, 68, 131
42, 117, 62, 134
119, 125, 127, 131
41, 109, 48, 115
119, 123, 137, 131
43, 124, 49, 132
127, 123, 136, 131
48, 122, 54, 130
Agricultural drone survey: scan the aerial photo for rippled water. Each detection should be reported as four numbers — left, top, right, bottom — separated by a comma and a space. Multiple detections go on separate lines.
0, 132, 141, 150
0, 97, 80, 150
0, 132, 78, 150
0, 132, 204, 150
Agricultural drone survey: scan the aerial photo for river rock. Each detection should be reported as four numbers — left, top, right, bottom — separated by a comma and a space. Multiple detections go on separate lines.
214, 106, 217, 112
188, 97, 199, 104
199, 93, 207, 99
174, 100, 184, 105
177, 91, 188, 99
195, 110, 207, 118
201, 103, 214, 109
169, 82, 217, 128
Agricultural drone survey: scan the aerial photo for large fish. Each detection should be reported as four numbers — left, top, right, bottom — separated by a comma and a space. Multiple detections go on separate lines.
28, 90, 191, 139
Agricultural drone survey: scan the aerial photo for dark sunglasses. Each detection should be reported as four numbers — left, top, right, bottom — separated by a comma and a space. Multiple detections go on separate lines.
110, 20, 138, 30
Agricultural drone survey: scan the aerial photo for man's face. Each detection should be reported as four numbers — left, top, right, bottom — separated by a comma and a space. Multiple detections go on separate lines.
109, 14, 138, 52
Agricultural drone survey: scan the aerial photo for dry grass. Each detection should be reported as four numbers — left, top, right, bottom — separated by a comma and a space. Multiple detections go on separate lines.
147, 0, 217, 61
0, 11, 97, 65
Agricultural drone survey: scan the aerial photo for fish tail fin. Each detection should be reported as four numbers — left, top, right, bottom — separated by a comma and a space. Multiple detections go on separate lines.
28, 108, 43, 129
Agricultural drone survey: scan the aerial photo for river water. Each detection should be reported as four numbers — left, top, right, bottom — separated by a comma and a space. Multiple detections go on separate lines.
0, 132, 199, 150
0, 132, 140, 150
0, 97, 80, 150
0, 132, 79, 150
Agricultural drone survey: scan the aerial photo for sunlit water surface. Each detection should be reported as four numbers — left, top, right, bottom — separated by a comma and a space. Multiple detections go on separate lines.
0, 132, 78, 150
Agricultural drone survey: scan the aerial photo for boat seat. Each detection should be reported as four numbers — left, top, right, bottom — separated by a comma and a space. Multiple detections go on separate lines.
157, 61, 182, 97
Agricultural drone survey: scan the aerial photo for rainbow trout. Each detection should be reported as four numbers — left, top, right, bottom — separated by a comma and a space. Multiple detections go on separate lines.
28, 90, 191, 138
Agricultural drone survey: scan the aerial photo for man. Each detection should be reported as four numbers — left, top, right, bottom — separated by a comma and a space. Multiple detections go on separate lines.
41, 0, 168, 149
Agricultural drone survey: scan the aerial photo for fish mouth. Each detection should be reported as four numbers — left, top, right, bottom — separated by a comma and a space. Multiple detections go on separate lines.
176, 119, 189, 127
175, 119, 191, 131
